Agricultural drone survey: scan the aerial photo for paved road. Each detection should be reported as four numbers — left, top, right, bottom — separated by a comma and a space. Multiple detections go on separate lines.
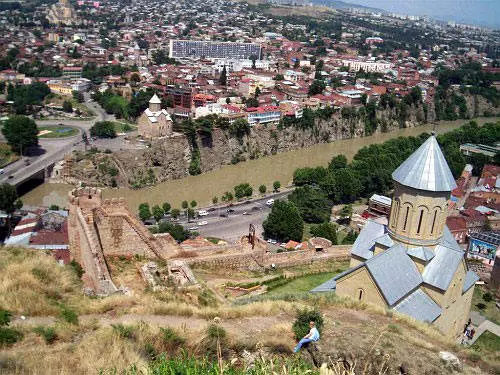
177, 191, 290, 242
0, 94, 114, 186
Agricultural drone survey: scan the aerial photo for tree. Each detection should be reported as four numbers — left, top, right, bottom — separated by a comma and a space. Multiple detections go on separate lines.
342, 230, 358, 244
320, 168, 362, 203
329, 155, 348, 171
162, 202, 171, 214
187, 208, 195, 222
259, 184, 267, 194
171, 208, 180, 219
310, 222, 338, 244
90, 121, 116, 138
229, 118, 251, 139
212, 196, 218, 204
308, 80, 326, 96
72, 90, 84, 103
219, 65, 227, 86
2, 116, 38, 154
0, 184, 18, 215
273, 181, 281, 191
49, 204, 60, 210
339, 204, 353, 220
250, 54, 258, 69
234, 183, 253, 199
62, 100, 73, 113
263, 200, 304, 242
152, 205, 164, 223
190, 200, 197, 208
288, 186, 331, 223
158, 221, 191, 242
245, 97, 259, 108
181, 200, 188, 210
138, 203, 151, 222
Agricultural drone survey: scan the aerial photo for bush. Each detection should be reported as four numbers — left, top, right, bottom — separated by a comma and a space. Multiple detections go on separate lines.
476, 303, 486, 310
161, 327, 185, 351
259, 184, 266, 194
292, 308, 323, 340
111, 324, 135, 339
90, 121, 117, 138
0, 327, 22, 346
234, 183, 253, 199
33, 326, 57, 344
0, 310, 11, 327
59, 305, 78, 325
483, 292, 493, 303
69, 260, 84, 278
49, 204, 60, 210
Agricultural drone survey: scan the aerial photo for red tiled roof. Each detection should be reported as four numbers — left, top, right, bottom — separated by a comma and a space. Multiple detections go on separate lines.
446, 216, 467, 232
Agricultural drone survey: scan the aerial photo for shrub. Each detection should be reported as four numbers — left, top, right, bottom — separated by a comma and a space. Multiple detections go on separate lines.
0, 309, 12, 326
69, 260, 84, 278
292, 308, 323, 340
59, 305, 78, 325
49, 204, 60, 210
476, 303, 486, 310
33, 326, 57, 344
111, 324, 135, 339
259, 184, 266, 194
0, 327, 22, 346
483, 292, 493, 303
161, 327, 185, 351
31, 267, 52, 283
90, 121, 116, 138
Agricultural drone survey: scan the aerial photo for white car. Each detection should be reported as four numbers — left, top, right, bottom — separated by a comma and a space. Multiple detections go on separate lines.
198, 210, 208, 216
0, 169, 4, 175
188, 226, 199, 230
266, 199, 274, 206
197, 221, 208, 226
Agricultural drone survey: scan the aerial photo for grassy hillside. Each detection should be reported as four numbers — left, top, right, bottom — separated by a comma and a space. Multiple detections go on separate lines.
0, 247, 498, 374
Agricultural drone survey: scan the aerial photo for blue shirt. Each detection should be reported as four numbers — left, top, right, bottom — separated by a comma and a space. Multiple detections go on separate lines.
309, 327, 320, 341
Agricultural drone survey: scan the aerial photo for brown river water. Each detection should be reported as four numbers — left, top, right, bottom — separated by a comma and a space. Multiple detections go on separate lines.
22, 117, 498, 210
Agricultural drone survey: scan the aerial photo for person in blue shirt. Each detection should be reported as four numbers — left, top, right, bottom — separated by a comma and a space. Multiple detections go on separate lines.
294, 321, 320, 353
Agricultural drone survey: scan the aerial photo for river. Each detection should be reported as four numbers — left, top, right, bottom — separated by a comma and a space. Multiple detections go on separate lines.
21, 117, 498, 210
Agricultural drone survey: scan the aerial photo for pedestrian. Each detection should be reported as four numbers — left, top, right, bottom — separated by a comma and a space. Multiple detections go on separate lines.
469, 328, 476, 340
462, 326, 471, 345
463, 318, 471, 334
294, 321, 320, 353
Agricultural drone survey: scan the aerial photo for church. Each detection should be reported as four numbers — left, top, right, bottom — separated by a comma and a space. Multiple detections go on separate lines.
312, 134, 479, 338
137, 94, 173, 139
47, 0, 79, 25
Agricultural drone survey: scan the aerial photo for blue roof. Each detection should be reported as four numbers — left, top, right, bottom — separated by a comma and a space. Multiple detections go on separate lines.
392, 136, 457, 192
407, 246, 435, 262
365, 244, 422, 306
351, 220, 386, 261
422, 244, 464, 291
394, 289, 441, 323
462, 270, 479, 294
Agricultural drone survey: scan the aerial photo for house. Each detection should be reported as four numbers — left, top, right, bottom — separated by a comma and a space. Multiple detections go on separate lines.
446, 216, 468, 243
312, 135, 478, 338
137, 94, 173, 139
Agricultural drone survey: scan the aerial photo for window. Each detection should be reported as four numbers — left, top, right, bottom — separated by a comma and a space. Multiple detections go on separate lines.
357, 288, 364, 301
416, 210, 424, 234
391, 200, 400, 227
430, 209, 438, 234
403, 206, 410, 231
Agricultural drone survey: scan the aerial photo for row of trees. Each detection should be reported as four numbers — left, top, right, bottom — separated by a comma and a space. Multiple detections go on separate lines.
6, 82, 51, 115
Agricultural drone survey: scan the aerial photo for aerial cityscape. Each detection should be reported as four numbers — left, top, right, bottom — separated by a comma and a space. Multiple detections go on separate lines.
0, 0, 499, 373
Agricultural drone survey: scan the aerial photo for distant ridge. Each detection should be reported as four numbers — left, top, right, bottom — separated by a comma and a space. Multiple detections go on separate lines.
311, 0, 385, 13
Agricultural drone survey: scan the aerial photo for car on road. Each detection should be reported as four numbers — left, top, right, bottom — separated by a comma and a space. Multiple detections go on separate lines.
197, 210, 209, 216
188, 226, 199, 231
280, 243, 287, 248
8, 175, 13, 179
267, 239, 273, 243
251, 206, 261, 211
242, 211, 251, 215
266, 199, 274, 206
227, 208, 235, 213
0, 169, 4, 175
219, 213, 228, 218
197, 221, 208, 226
270, 239, 277, 244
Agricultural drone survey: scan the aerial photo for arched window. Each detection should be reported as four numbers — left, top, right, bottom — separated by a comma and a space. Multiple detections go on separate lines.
416, 209, 424, 234
357, 288, 364, 301
430, 208, 440, 235
391, 199, 400, 228
403, 206, 410, 231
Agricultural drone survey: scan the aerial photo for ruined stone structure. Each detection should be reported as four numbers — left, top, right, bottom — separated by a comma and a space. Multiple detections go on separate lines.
68, 187, 179, 294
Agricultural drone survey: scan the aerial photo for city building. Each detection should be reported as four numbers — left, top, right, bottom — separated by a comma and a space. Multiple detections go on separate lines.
460, 143, 500, 158
468, 231, 500, 265
165, 86, 192, 108
169, 40, 262, 60
312, 135, 478, 338
341, 59, 393, 73
47, 0, 79, 25
246, 105, 281, 125
62, 66, 83, 79
137, 94, 173, 139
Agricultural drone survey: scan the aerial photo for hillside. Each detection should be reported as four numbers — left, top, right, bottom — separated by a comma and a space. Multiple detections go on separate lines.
0, 247, 498, 374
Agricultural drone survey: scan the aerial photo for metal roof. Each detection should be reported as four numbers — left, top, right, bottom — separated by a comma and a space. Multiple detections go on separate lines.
365, 244, 423, 306
351, 220, 386, 261
310, 277, 337, 293
469, 231, 500, 246
463, 270, 479, 294
374, 233, 394, 248
394, 289, 441, 323
422, 244, 464, 291
407, 246, 435, 262
440, 225, 463, 252
392, 135, 457, 192
149, 93, 161, 104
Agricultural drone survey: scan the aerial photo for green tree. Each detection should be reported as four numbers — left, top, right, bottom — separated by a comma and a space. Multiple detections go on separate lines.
339, 204, 353, 219
259, 184, 266, 194
263, 200, 304, 242
138, 203, 151, 222
162, 202, 171, 214
310, 222, 338, 244
288, 186, 331, 223
342, 230, 358, 244
273, 180, 281, 191
219, 65, 227, 86
320, 168, 361, 203
229, 118, 251, 139
292, 308, 324, 341
212, 196, 218, 204
0, 184, 18, 215
308, 79, 326, 96
234, 183, 253, 199
1, 116, 38, 154
190, 200, 197, 209
329, 155, 348, 171
90, 121, 116, 138
158, 221, 191, 242
181, 201, 188, 210
152, 205, 164, 223
171, 208, 180, 219
72, 90, 84, 103
187, 208, 195, 221
62, 100, 73, 113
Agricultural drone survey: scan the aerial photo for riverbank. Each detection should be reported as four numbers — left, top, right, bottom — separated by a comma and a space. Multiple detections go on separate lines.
21, 117, 499, 210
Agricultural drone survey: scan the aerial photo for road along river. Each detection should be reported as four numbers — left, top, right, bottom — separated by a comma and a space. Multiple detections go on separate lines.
21, 117, 498, 210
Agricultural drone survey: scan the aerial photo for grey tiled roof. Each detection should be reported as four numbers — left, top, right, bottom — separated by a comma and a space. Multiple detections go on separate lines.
374, 233, 394, 248
310, 278, 337, 293
407, 246, 435, 262
392, 136, 457, 192
440, 226, 463, 251
422, 244, 464, 291
365, 244, 423, 306
394, 289, 441, 323
462, 270, 479, 293
351, 220, 386, 261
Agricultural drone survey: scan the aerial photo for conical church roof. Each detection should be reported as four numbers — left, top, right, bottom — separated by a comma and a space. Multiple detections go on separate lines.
149, 93, 161, 104
392, 135, 457, 192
